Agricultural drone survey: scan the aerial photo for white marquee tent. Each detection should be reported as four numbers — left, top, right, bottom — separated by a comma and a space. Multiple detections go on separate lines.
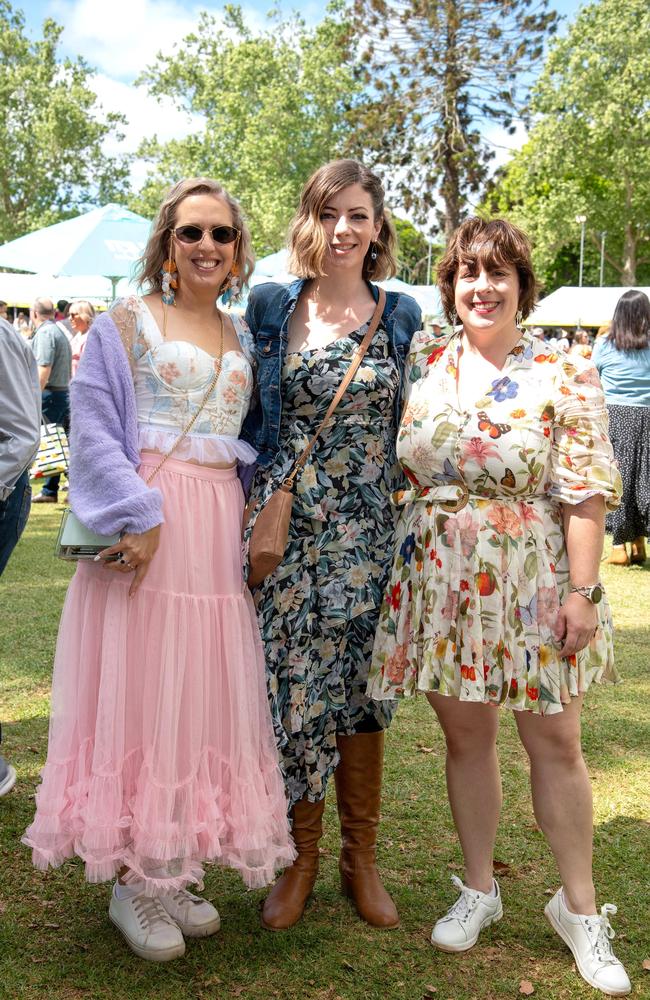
524, 286, 650, 328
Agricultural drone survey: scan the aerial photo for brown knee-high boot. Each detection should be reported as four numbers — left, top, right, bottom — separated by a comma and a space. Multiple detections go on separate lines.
335, 731, 399, 928
261, 796, 325, 930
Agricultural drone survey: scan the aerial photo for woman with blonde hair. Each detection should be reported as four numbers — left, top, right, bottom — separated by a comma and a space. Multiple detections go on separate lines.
24, 178, 294, 961
68, 299, 96, 376
242, 159, 421, 931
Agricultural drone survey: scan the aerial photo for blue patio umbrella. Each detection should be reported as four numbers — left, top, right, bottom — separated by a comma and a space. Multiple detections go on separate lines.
0, 204, 152, 298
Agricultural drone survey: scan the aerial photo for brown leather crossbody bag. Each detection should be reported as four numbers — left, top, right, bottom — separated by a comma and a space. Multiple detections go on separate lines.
245, 289, 386, 587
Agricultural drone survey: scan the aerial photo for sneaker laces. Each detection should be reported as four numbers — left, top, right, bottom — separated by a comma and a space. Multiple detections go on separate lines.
133, 895, 177, 931
583, 903, 619, 965
446, 875, 482, 922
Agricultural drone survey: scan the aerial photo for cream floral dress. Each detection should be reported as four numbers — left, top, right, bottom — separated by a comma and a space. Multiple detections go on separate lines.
368, 329, 623, 716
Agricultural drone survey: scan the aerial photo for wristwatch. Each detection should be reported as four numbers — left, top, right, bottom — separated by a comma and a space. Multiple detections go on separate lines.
569, 583, 603, 604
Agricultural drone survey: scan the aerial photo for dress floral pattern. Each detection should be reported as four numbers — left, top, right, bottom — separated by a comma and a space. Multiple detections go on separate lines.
368, 329, 622, 716
244, 325, 400, 807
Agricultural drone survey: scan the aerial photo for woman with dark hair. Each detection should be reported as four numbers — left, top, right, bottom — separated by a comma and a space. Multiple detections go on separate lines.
24, 178, 294, 961
369, 218, 631, 996
592, 288, 650, 565
241, 159, 421, 931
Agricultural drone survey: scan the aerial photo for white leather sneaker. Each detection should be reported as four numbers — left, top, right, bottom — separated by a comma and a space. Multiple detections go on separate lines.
0, 757, 16, 798
545, 888, 631, 996
159, 888, 221, 937
109, 890, 185, 962
431, 875, 502, 952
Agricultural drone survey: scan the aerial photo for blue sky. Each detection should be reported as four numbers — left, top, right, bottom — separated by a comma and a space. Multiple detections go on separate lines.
18, 0, 587, 192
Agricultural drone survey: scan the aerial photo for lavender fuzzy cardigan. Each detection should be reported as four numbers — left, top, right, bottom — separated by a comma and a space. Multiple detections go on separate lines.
68, 311, 164, 535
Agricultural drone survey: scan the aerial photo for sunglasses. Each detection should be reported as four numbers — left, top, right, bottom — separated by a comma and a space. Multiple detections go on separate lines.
173, 225, 240, 245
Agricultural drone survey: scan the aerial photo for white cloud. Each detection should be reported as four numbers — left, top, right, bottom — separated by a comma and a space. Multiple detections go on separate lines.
47, 0, 267, 80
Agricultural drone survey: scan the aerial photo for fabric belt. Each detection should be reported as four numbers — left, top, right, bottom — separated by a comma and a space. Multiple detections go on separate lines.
391, 480, 550, 513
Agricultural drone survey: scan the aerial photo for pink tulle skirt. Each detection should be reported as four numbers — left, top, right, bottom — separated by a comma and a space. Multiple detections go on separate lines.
23, 454, 295, 894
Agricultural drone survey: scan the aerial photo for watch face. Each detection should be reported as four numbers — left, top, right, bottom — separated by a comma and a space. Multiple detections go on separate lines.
591, 584, 603, 604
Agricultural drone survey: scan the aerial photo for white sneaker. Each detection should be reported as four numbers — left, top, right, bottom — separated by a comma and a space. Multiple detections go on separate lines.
0, 759, 16, 798
159, 888, 221, 938
431, 875, 502, 952
545, 888, 631, 996
109, 889, 186, 962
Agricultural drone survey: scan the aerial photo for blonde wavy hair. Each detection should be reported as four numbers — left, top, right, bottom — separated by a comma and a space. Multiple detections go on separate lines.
288, 159, 397, 281
135, 178, 255, 304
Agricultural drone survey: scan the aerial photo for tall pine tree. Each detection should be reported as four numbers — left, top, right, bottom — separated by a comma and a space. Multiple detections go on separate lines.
349, 0, 558, 239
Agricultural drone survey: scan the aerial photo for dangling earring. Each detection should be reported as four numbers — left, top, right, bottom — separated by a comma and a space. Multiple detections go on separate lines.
221, 262, 241, 306
370, 242, 378, 261
161, 238, 178, 306
516, 309, 523, 328
451, 309, 459, 328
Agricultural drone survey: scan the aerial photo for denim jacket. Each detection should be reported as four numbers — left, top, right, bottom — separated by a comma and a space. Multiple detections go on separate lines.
240, 279, 422, 468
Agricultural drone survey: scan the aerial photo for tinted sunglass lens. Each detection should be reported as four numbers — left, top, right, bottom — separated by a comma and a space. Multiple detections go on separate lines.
175, 226, 203, 243
212, 226, 238, 244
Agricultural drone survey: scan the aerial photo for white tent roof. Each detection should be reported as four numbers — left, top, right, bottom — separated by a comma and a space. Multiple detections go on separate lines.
0, 271, 138, 307
524, 286, 650, 328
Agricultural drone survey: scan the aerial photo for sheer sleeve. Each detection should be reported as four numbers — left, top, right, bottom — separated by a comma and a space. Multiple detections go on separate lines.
549, 356, 621, 510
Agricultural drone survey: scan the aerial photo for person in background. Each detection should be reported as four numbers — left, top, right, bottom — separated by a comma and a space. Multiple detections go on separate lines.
55, 299, 73, 339
69, 300, 96, 377
593, 289, 650, 566
30, 297, 72, 503
0, 316, 42, 796
0, 301, 8, 323
556, 329, 570, 352
13, 311, 32, 339
569, 328, 592, 359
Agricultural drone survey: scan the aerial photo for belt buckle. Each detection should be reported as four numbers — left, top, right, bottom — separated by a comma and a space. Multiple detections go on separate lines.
441, 479, 469, 513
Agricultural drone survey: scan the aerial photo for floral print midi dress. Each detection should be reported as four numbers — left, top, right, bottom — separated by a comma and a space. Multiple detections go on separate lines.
244, 324, 400, 807
368, 329, 622, 716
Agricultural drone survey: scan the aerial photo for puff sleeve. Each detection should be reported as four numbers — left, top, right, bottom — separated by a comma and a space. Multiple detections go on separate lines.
549, 356, 622, 510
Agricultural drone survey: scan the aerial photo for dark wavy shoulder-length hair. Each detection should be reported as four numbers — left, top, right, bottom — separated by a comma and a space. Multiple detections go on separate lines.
134, 178, 255, 304
288, 159, 397, 281
607, 289, 650, 351
437, 217, 539, 323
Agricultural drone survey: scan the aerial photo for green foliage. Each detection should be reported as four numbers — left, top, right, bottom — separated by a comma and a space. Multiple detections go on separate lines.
0, 0, 131, 243
348, 0, 558, 240
393, 216, 440, 283
131, 3, 359, 256
485, 0, 650, 288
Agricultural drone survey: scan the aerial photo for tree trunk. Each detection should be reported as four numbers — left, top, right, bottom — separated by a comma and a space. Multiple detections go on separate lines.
441, 0, 461, 242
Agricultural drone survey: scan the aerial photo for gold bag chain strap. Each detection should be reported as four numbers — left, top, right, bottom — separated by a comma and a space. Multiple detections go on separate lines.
283, 288, 386, 490
144, 312, 224, 485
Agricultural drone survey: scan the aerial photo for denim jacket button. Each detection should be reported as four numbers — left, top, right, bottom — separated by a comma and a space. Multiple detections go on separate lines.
263, 345, 271, 353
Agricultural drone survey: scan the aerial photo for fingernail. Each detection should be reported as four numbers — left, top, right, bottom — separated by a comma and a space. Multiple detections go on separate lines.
93, 555, 101, 561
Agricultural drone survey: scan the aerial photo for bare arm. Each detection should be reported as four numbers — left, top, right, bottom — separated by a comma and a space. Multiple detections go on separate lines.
38, 364, 51, 390
555, 495, 605, 656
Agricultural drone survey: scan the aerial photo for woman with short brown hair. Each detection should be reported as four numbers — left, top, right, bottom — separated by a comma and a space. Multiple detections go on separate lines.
241, 159, 421, 932
369, 217, 631, 996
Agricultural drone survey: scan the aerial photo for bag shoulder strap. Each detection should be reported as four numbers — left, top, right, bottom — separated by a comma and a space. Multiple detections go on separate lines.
286, 288, 386, 487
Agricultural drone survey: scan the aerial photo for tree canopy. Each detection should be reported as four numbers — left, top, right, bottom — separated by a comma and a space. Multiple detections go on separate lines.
0, 0, 130, 243
485, 0, 650, 288
132, 3, 359, 255
348, 0, 558, 240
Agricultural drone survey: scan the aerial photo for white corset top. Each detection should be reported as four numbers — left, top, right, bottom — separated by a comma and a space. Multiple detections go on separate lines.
133, 301, 258, 466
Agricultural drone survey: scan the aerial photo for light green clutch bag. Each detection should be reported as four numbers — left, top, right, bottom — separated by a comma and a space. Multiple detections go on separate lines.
54, 508, 121, 561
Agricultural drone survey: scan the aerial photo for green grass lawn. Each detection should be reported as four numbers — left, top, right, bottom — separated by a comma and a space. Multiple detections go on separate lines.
1, 506, 648, 1000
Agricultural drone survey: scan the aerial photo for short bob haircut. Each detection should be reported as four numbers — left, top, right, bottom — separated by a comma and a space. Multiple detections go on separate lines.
437, 217, 539, 323
607, 288, 650, 351
288, 159, 398, 282
135, 178, 255, 304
